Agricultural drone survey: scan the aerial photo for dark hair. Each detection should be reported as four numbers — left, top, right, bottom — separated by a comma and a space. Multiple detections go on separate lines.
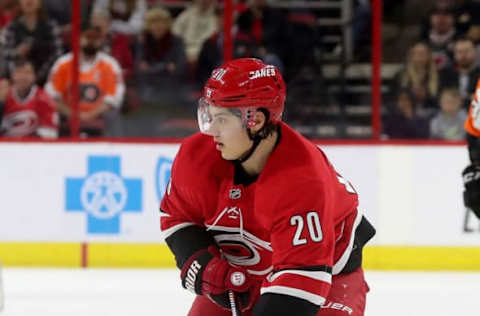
455, 36, 475, 47
396, 88, 415, 102
19, 0, 47, 20
256, 107, 278, 138
430, 7, 455, 17
228, 107, 278, 139
13, 57, 33, 70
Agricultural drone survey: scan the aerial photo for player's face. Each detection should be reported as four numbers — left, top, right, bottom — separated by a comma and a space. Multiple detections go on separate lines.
206, 105, 253, 160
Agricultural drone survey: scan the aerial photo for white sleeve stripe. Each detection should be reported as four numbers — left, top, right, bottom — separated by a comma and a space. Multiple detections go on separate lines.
267, 270, 332, 284
261, 286, 326, 306
100, 53, 125, 108
247, 265, 273, 276
161, 223, 195, 239
36, 127, 58, 139
332, 211, 363, 275
44, 82, 60, 99
159, 210, 170, 217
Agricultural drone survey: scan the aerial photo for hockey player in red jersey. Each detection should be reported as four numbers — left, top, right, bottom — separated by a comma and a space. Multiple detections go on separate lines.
160, 58, 375, 316
0, 59, 58, 138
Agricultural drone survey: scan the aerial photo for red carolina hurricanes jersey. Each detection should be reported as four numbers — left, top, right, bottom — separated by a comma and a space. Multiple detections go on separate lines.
160, 122, 362, 306
1, 85, 58, 137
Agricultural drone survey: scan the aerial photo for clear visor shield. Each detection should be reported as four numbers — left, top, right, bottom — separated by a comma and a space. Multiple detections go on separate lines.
197, 97, 213, 134
197, 98, 251, 135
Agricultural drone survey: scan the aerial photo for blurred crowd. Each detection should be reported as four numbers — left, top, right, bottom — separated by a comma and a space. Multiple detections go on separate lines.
384, 0, 480, 140
0, 0, 477, 140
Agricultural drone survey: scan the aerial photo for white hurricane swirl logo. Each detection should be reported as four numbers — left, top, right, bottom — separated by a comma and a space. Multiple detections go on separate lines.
2, 110, 38, 136
81, 171, 127, 219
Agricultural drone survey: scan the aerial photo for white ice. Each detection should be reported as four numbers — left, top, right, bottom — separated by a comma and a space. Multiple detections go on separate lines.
1, 268, 479, 316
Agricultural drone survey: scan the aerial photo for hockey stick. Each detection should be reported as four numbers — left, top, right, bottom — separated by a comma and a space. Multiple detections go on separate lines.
228, 290, 241, 316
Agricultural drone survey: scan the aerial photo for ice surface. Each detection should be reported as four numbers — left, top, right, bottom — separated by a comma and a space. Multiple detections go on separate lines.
1, 268, 479, 316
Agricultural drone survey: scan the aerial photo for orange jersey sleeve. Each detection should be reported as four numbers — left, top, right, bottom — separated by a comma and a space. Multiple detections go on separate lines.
45, 54, 71, 100
465, 78, 480, 136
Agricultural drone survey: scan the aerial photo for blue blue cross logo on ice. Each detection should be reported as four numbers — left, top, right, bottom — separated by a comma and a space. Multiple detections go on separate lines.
65, 156, 142, 234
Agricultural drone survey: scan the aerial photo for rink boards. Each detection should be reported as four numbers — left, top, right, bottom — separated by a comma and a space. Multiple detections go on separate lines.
1, 140, 478, 270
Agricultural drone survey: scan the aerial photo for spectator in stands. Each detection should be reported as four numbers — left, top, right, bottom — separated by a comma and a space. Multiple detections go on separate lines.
383, 89, 430, 139
393, 42, 439, 117
0, 0, 18, 78
423, 0, 480, 38
421, 0, 469, 37
424, 8, 457, 69
90, 9, 134, 80
0, 0, 19, 28
463, 10, 480, 66
196, 8, 262, 87
42, 0, 91, 38
45, 26, 124, 137
136, 7, 186, 104
0, 58, 58, 138
439, 37, 480, 108
93, 0, 146, 36
236, 0, 288, 70
172, 0, 217, 63
196, 8, 223, 87
3, 0, 63, 86
452, 0, 476, 36
430, 88, 467, 140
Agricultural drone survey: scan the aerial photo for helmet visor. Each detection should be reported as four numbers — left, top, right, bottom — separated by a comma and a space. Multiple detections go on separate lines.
197, 97, 213, 133
198, 97, 250, 135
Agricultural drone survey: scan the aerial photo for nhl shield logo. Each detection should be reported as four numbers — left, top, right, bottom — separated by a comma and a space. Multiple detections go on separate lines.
229, 188, 241, 200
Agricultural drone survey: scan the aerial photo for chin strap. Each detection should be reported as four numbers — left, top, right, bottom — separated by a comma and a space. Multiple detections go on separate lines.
236, 136, 262, 163
235, 126, 265, 163
235, 123, 279, 163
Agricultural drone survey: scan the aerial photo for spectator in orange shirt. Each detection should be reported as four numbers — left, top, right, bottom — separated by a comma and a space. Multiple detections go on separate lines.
45, 26, 125, 137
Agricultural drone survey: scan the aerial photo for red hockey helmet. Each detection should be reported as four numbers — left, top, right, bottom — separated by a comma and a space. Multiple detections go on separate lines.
198, 58, 286, 133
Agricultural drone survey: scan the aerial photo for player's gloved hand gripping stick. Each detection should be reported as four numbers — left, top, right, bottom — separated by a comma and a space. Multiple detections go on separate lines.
180, 245, 254, 311
165, 225, 256, 312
